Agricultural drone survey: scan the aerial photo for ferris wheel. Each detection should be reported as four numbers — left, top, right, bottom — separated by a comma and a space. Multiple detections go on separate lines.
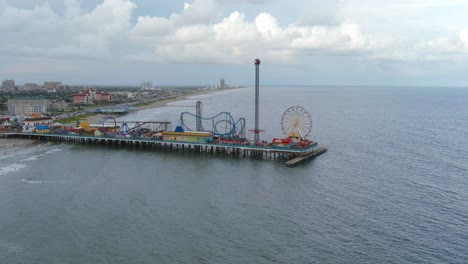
281, 106, 312, 139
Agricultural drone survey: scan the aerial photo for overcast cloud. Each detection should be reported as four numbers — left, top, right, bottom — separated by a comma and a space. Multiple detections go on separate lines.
1, 0, 468, 86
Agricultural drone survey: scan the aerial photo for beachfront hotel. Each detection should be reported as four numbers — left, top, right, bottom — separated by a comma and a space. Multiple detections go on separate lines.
73, 88, 112, 104
7, 97, 49, 115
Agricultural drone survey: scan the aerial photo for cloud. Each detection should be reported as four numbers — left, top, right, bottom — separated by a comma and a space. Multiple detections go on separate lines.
402, 29, 468, 61
129, 7, 375, 64
132, 16, 173, 36
287, 23, 371, 52
0, 0, 135, 59
169, 0, 223, 26
1, 58, 81, 76
460, 29, 468, 51
222, 0, 274, 4
416, 38, 465, 56
1, 0, 468, 71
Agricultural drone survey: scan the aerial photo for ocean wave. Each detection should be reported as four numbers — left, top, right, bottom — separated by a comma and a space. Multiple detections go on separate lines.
22, 155, 42, 161
0, 240, 24, 254
0, 163, 26, 176
21, 178, 43, 184
21, 177, 68, 184
45, 148, 63, 154
0, 148, 37, 160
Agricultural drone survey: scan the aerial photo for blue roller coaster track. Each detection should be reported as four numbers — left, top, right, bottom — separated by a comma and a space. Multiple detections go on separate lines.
178, 111, 246, 139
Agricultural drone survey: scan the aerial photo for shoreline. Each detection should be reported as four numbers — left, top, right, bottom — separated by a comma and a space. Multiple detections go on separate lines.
0, 87, 239, 151
0, 138, 38, 154
82, 87, 248, 125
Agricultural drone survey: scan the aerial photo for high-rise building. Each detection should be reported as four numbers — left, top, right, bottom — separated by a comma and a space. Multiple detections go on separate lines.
2, 80, 15, 91
141, 81, 152, 90
218, 78, 225, 89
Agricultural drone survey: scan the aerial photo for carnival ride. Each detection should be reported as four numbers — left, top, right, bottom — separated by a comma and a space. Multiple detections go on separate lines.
10, 116, 21, 130
173, 100, 246, 139
0, 116, 22, 132
116, 120, 171, 138
177, 111, 246, 139
273, 106, 313, 148
97, 115, 170, 138
281, 106, 312, 139
102, 116, 117, 130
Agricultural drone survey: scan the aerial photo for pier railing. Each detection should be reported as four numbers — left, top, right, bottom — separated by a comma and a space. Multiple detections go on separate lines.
1, 132, 326, 165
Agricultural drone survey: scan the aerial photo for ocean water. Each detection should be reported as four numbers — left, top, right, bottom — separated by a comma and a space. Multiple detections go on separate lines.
1, 86, 468, 263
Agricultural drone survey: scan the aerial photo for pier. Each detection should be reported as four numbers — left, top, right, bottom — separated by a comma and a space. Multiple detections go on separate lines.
285, 147, 328, 167
0, 58, 328, 166
1, 132, 326, 166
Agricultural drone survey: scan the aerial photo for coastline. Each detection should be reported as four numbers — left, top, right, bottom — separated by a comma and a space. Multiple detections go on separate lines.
0, 88, 229, 152
82, 87, 247, 125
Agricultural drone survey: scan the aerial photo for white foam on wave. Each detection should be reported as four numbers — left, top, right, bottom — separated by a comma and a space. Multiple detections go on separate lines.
0, 147, 36, 160
21, 178, 68, 184
0, 240, 24, 253
1, 148, 51, 163
0, 142, 60, 161
45, 148, 63, 154
0, 163, 27, 176
22, 155, 42, 161
21, 178, 43, 184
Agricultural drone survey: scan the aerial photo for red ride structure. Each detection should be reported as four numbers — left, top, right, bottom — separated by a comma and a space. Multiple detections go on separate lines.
254, 58, 261, 143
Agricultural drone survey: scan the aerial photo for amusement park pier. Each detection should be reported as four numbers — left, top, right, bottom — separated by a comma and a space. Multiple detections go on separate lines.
2, 131, 325, 163
0, 59, 327, 166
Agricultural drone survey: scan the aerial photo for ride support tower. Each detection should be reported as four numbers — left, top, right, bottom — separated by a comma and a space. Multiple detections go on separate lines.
196, 101, 203, 131
254, 58, 261, 143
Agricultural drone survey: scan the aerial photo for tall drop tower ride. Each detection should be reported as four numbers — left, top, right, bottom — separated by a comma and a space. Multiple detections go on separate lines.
254, 58, 261, 143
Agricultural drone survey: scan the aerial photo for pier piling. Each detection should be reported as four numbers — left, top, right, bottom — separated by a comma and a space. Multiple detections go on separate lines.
2, 132, 326, 166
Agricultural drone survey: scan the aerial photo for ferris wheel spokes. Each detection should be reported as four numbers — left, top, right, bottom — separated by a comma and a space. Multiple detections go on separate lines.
281, 106, 312, 139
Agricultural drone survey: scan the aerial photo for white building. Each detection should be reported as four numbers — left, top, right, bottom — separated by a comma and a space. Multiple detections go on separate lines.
7, 98, 49, 115
22, 116, 53, 132
141, 81, 153, 90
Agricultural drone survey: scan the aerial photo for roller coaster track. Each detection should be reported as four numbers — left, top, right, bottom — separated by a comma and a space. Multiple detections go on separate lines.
178, 111, 246, 138
101, 116, 172, 134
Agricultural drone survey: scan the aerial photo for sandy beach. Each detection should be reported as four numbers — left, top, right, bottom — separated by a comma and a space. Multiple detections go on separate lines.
82, 96, 185, 124
0, 138, 38, 154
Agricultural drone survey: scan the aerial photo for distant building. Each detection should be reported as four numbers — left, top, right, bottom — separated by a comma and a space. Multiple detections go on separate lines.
71, 85, 86, 92
57, 84, 71, 92
44, 81, 62, 90
21, 83, 41, 91
2, 80, 15, 91
141, 81, 153, 90
7, 97, 49, 115
48, 100, 69, 112
73, 88, 112, 104
127, 92, 136, 99
218, 78, 225, 89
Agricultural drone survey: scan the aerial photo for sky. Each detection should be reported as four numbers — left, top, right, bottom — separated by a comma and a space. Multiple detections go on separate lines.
1, 0, 468, 86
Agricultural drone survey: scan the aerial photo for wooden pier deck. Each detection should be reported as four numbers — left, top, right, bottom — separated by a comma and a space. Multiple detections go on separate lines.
285, 147, 328, 167
1, 132, 327, 166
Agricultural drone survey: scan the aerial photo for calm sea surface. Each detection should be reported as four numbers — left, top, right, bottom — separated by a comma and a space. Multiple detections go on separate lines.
1, 86, 468, 263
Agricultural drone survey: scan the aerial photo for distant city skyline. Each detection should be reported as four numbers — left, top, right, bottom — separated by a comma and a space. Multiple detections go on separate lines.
1, 0, 468, 86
